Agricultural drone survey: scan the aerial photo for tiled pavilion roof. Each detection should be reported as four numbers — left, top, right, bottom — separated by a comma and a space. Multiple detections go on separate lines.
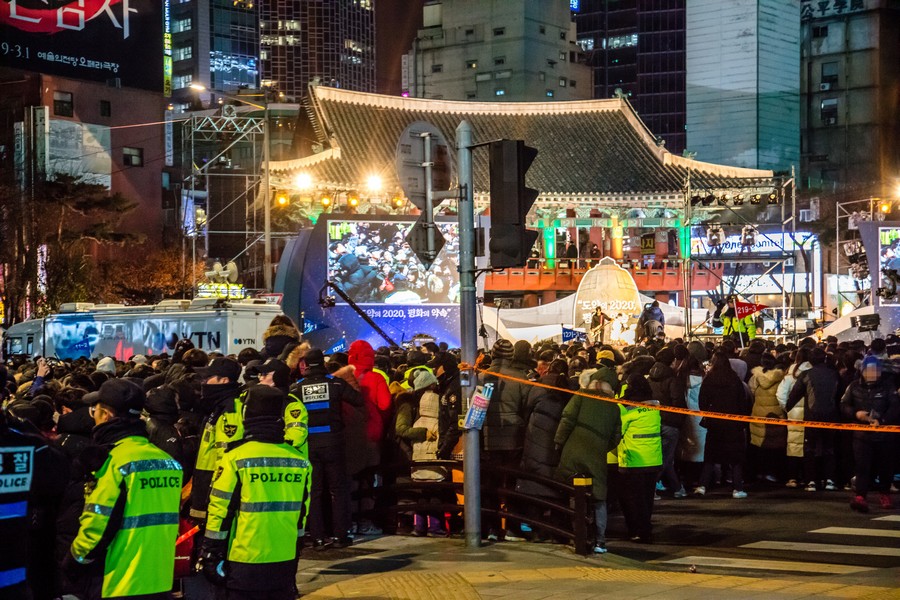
270, 86, 774, 201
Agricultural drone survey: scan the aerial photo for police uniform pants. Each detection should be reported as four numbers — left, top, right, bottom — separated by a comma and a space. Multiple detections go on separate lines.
309, 446, 351, 540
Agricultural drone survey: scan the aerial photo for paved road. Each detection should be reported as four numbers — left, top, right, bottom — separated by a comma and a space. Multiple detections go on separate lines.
293, 484, 900, 598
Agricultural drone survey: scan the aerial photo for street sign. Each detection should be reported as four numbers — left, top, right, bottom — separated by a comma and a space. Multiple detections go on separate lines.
395, 121, 452, 210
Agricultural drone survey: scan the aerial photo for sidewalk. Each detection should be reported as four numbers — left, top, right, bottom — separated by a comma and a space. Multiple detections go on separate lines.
295, 536, 900, 599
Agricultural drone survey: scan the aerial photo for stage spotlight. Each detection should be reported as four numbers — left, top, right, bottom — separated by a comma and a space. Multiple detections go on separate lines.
733, 193, 745, 205
717, 194, 729, 206
690, 195, 702, 207
750, 193, 762, 204
767, 191, 779, 204
702, 194, 715, 206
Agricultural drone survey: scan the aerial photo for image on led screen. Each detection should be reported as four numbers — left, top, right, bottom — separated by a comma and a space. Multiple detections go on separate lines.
878, 227, 900, 307
326, 220, 460, 304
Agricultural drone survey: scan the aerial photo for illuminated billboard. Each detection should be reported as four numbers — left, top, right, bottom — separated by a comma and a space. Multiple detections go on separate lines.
1, 0, 164, 93
325, 220, 460, 305
878, 227, 900, 307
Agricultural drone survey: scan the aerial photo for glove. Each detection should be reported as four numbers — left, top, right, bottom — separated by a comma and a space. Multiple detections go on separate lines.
197, 539, 227, 586
62, 550, 92, 580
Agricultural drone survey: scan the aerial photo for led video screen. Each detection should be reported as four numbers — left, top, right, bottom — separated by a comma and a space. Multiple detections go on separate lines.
878, 227, 900, 307
326, 220, 460, 305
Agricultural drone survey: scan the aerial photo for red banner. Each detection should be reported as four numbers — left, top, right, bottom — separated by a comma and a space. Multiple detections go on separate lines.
736, 301, 767, 320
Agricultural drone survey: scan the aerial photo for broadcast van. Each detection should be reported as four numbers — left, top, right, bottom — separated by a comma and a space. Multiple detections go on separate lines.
3, 298, 283, 361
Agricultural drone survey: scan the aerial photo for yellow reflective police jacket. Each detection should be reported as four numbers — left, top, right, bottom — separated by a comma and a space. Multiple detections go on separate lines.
191, 393, 245, 519
617, 403, 663, 468
71, 436, 182, 598
205, 440, 312, 566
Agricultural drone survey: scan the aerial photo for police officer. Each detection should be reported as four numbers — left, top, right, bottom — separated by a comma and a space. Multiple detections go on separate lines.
256, 358, 309, 459
617, 374, 663, 544
191, 357, 244, 521
68, 379, 183, 599
721, 296, 757, 345
0, 408, 67, 600
200, 385, 312, 600
291, 348, 363, 548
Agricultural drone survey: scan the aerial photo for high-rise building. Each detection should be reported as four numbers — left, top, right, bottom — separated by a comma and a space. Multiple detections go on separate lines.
170, 0, 260, 111
686, 0, 800, 172
800, 0, 900, 196
403, 0, 592, 102
575, 0, 687, 154
259, 0, 376, 101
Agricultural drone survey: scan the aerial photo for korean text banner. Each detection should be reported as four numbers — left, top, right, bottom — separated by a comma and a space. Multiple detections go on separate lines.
1, 0, 164, 92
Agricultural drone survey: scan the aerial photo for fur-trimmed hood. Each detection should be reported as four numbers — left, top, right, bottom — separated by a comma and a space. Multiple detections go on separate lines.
285, 342, 311, 370
262, 322, 300, 342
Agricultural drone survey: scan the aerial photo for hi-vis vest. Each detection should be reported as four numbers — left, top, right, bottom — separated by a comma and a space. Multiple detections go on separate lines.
617, 404, 663, 468
205, 440, 312, 565
192, 394, 245, 519
71, 436, 182, 598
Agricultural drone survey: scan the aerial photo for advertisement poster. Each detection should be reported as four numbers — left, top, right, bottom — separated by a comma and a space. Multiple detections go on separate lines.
1, 0, 164, 92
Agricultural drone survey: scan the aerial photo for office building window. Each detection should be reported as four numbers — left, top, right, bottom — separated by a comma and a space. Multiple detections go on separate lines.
540, 25, 546, 34
821, 62, 838, 86
465, 28, 474, 35
495, 88, 506, 96
539, 72, 545, 81
547, 59, 556, 68
559, 31, 566, 40
495, 70, 511, 79
173, 45, 193, 61
570, 80, 576, 88
466, 92, 477, 99
475, 72, 491, 82
123, 147, 144, 167
493, 27, 505, 36
173, 73, 193, 89
546, 90, 555, 97
53, 91, 73, 117
559, 51, 566, 61
173, 18, 192, 33
466, 60, 477, 69
494, 56, 505, 66
821, 98, 838, 124
559, 78, 567, 87
431, 64, 443, 73
99, 100, 111, 117
812, 25, 828, 38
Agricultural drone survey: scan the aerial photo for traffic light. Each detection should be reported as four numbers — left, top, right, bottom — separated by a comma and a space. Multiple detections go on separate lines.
488, 140, 539, 268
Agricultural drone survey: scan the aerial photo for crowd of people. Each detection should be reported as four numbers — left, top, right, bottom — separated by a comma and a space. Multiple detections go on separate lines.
2, 312, 899, 598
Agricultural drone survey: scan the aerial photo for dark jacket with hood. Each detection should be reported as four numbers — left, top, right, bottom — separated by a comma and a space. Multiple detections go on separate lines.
145, 385, 189, 478
260, 322, 301, 361
786, 363, 840, 423
647, 361, 685, 428
481, 357, 535, 453
516, 372, 571, 498
841, 377, 900, 442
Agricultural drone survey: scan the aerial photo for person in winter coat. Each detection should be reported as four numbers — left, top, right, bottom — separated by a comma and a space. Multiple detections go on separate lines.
787, 347, 840, 492
554, 369, 621, 554
647, 347, 686, 497
431, 352, 462, 460
748, 354, 786, 483
348, 339, 393, 535
675, 350, 706, 487
409, 371, 449, 536
637, 301, 665, 342
259, 314, 301, 360
145, 384, 189, 479
695, 351, 752, 498
515, 360, 571, 537
481, 339, 533, 463
618, 374, 663, 543
593, 349, 621, 396
841, 355, 900, 512
777, 348, 811, 487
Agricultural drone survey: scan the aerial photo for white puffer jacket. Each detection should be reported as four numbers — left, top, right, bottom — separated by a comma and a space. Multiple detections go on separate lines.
776, 362, 810, 458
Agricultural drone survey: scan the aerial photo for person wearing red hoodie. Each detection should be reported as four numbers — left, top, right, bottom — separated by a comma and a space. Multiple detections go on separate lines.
348, 340, 393, 535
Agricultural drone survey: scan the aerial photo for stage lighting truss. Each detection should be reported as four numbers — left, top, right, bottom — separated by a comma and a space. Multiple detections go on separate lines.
741, 225, 758, 247
706, 225, 725, 247
690, 187, 782, 209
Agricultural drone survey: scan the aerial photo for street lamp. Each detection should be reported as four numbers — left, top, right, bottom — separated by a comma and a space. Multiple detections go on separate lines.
190, 83, 273, 291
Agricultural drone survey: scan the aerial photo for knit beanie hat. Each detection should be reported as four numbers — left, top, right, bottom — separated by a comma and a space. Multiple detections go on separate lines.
512, 340, 532, 362
492, 339, 514, 360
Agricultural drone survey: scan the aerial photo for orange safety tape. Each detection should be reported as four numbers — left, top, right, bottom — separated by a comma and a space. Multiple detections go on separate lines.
473, 367, 900, 433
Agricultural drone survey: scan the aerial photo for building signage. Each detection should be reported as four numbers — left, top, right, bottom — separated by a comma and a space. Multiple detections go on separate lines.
801, 0, 866, 21
1, 0, 164, 92
692, 231, 815, 256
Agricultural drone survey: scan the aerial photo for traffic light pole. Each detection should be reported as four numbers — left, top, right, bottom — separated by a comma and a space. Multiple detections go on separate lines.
456, 120, 481, 548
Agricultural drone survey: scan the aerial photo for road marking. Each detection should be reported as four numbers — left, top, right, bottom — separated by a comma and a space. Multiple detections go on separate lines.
660, 556, 875, 574
873, 515, 900, 522
810, 527, 900, 538
741, 541, 900, 556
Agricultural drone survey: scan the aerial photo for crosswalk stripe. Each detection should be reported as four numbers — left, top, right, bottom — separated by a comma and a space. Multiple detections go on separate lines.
741, 541, 900, 557
660, 556, 875, 574
810, 526, 900, 538
873, 515, 900, 522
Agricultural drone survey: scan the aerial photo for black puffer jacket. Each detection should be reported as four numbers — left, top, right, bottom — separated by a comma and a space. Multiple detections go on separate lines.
146, 385, 189, 477
786, 363, 840, 422
647, 361, 685, 428
481, 358, 534, 452
841, 378, 900, 441
516, 373, 570, 498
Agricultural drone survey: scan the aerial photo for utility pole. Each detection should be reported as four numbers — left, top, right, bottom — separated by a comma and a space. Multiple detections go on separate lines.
456, 120, 481, 548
